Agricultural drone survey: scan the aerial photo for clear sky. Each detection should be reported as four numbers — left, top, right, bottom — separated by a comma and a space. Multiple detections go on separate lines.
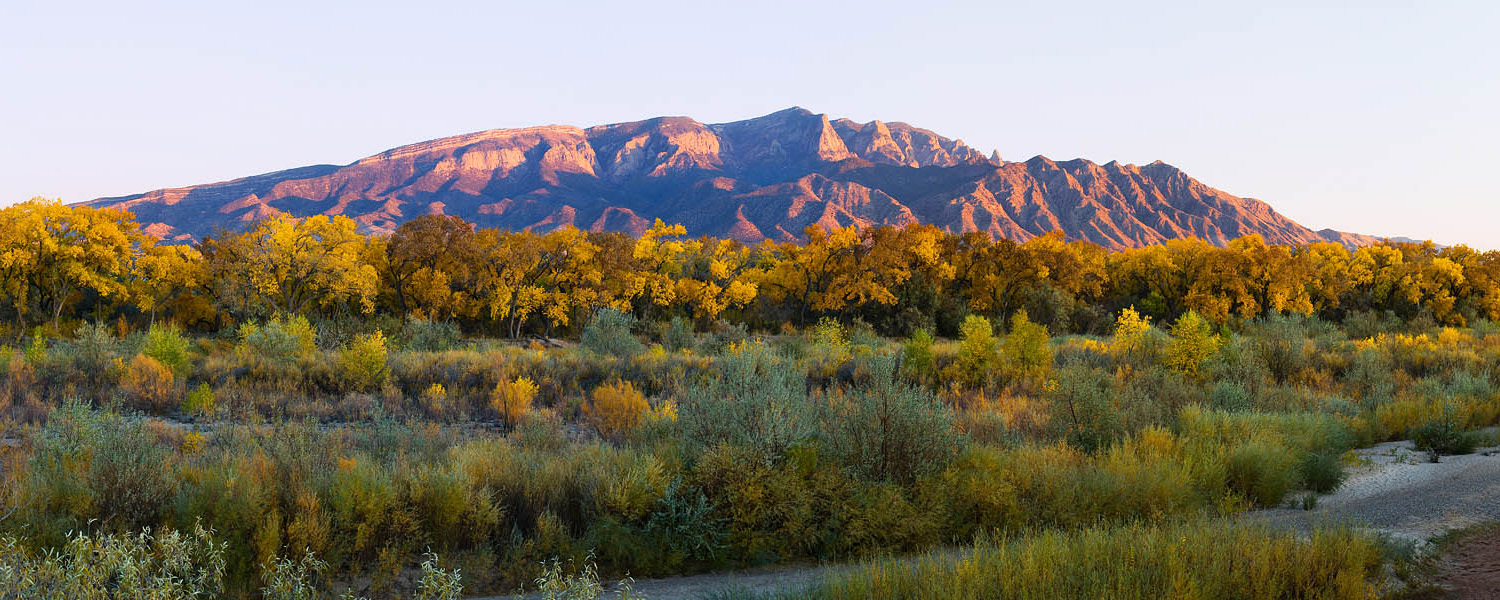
2, 0, 1497, 247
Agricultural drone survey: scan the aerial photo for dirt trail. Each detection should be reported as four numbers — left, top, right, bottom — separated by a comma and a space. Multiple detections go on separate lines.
474, 437, 1500, 600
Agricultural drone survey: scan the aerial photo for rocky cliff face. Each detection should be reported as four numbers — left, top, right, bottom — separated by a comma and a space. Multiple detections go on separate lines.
90, 107, 1377, 249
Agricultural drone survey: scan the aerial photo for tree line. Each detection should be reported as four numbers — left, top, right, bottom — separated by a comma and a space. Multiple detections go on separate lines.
2, 197, 1495, 337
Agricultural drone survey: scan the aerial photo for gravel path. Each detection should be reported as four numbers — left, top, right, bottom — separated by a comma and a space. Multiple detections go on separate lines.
475, 435, 1500, 599
1255, 437, 1500, 541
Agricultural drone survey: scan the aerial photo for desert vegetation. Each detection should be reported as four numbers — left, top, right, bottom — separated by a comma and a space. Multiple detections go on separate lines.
3, 200, 1499, 597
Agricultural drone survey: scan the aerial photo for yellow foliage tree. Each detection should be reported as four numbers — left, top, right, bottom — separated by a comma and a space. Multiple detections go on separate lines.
204, 214, 378, 317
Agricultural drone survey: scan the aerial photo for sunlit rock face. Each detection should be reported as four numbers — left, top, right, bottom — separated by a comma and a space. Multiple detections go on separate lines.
90, 107, 1376, 249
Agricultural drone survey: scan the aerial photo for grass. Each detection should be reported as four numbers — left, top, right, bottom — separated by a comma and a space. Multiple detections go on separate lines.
711, 519, 1390, 600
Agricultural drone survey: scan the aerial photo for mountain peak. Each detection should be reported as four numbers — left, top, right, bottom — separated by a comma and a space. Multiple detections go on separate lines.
88, 108, 1373, 250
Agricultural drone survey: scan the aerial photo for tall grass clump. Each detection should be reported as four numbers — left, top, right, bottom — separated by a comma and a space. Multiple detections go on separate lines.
788, 520, 1387, 600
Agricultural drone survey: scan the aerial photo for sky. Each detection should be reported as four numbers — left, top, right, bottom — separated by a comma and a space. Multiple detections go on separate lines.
2, 0, 1497, 247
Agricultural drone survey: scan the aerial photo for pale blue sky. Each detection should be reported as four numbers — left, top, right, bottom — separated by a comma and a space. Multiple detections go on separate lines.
2, 1, 1497, 247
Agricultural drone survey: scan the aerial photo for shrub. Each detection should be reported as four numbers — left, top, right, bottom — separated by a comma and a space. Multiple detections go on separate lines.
64, 321, 125, 377
415, 552, 464, 600
1411, 419, 1478, 460
259, 550, 330, 600
492, 376, 538, 427
1298, 452, 1346, 494
238, 315, 317, 365
24, 406, 180, 532
1208, 381, 1254, 412
679, 342, 815, 459
581, 308, 643, 357
337, 330, 389, 391
1111, 306, 1156, 364
399, 317, 462, 352
822, 352, 961, 484
586, 381, 649, 440
533, 554, 634, 600
0, 524, 226, 599
663, 316, 695, 352
948, 315, 998, 389
421, 383, 450, 416
142, 323, 192, 376
1047, 366, 1121, 452
1001, 310, 1052, 382
122, 354, 176, 411
183, 383, 217, 417
702, 320, 749, 354
805, 317, 852, 376
24, 330, 47, 365
900, 329, 935, 383
1164, 311, 1220, 376
1225, 441, 1299, 507
1248, 315, 1310, 384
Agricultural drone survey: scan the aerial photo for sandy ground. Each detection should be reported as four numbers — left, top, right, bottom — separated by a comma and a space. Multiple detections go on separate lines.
475, 435, 1500, 600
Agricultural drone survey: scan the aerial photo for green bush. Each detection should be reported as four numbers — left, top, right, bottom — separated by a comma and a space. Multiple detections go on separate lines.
1247, 315, 1310, 384
948, 315, 998, 388
1001, 310, 1051, 382
1298, 452, 1346, 494
582, 308, 643, 357
1047, 366, 1121, 452
1411, 419, 1478, 460
398, 318, 462, 352
238, 315, 318, 366
899, 329, 935, 383
62, 321, 125, 378
142, 322, 192, 376
183, 383, 217, 417
1208, 381, 1253, 412
23, 405, 179, 534
1225, 441, 1298, 507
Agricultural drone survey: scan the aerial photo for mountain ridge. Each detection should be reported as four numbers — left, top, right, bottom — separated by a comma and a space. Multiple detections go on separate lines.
89, 107, 1386, 250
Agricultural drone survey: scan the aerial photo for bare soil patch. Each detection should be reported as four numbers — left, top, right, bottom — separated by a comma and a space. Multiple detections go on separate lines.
1431, 526, 1500, 600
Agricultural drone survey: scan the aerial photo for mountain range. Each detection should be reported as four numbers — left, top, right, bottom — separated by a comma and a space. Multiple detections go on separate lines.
89, 107, 1384, 250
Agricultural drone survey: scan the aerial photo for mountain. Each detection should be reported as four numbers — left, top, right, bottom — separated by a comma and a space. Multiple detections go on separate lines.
89, 107, 1380, 250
